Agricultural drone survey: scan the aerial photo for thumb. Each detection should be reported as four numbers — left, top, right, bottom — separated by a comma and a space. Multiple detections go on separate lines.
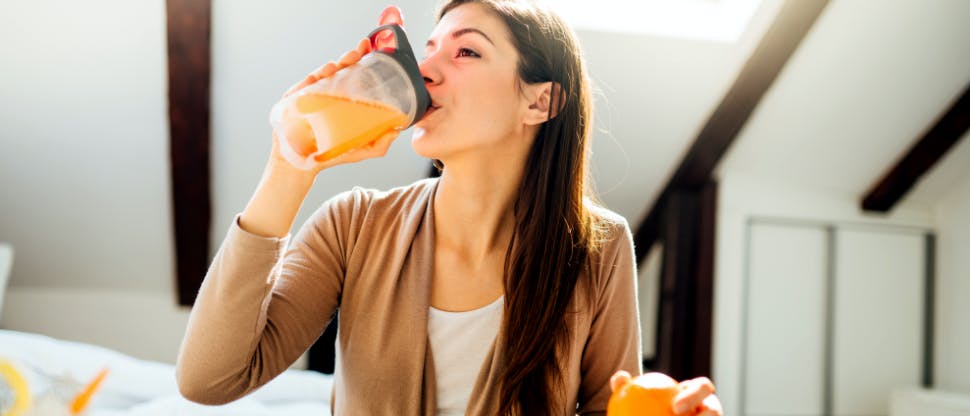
610, 371, 632, 393
368, 130, 400, 152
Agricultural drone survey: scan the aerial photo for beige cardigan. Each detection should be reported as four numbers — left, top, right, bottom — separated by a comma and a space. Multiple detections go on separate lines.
176, 178, 642, 415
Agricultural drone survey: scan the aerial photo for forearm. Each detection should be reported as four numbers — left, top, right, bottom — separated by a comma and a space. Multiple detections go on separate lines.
176, 218, 290, 404
240, 159, 316, 238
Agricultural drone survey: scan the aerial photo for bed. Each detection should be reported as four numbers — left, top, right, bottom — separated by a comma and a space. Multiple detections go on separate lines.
0, 329, 333, 415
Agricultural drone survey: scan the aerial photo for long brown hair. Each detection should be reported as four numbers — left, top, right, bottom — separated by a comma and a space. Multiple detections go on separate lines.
437, 1, 606, 413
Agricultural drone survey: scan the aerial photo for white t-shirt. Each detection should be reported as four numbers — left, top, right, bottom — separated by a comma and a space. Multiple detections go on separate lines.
428, 296, 504, 416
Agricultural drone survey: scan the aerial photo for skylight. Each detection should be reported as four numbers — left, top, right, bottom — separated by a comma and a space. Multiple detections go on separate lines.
548, 0, 764, 43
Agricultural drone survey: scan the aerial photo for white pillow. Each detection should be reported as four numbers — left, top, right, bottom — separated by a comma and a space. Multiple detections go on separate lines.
0, 242, 13, 320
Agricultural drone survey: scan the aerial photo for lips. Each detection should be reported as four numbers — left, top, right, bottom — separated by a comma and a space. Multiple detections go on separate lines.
421, 101, 441, 121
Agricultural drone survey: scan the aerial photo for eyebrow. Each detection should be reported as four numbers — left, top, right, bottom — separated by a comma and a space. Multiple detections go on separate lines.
426, 27, 495, 48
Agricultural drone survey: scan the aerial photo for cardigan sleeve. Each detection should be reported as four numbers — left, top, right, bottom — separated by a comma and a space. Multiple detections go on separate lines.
176, 189, 364, 405
575, 218, 643, 415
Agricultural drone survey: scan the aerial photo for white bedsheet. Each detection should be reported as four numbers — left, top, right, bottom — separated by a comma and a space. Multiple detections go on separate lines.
0, 330, 332, 415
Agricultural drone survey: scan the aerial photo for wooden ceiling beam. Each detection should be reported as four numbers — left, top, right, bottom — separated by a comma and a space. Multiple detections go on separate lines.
633, 0, 830, 262
167, 0, 212, 306
862, 85, 970, 212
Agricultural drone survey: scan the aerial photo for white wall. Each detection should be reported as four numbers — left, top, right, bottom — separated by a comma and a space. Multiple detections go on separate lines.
934, 170, 970, 393
0, 0, 172, 293
712, 171, 935, 416
0, 0, 189, 362
1, 287, 189, 363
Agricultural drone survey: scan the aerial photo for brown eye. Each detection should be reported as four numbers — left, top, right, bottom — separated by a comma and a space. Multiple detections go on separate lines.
456, 48, 480, 58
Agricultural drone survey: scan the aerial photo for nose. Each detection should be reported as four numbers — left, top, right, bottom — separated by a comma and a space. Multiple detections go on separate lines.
418, 53, 441, 86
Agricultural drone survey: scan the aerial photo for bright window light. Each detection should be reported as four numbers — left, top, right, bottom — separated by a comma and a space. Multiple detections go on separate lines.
548, 0, 764, 43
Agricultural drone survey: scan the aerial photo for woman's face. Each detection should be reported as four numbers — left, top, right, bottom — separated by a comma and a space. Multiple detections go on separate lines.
411, 3, 532, 164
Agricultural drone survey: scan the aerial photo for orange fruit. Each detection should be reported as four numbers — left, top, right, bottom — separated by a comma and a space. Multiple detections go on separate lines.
607, 372, 680, 416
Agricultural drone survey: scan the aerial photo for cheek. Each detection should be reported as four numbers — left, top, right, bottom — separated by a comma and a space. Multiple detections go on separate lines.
463, 77, 522, 127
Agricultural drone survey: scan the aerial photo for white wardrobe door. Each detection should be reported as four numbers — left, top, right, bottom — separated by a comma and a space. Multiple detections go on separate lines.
745, 223, 828, 415
639, 243, 663, 359
832, 229, 924, 416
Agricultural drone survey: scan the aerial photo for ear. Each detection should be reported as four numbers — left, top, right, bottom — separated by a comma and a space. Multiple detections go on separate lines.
523, 82, 565, 125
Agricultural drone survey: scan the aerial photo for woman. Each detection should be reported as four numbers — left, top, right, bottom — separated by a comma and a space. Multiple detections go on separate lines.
176, 1, 722, 415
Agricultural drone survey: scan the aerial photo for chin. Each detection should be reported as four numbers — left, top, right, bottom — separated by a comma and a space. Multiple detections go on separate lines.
409, 126, 440, 160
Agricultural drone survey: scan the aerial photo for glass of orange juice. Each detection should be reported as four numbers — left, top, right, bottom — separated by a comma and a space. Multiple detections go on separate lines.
270, 24, 430, 169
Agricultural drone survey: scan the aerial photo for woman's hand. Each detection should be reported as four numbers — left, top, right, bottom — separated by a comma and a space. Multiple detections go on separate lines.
610, 370, 724, 416
241, 6, 407, 238
269, 6, 406, 174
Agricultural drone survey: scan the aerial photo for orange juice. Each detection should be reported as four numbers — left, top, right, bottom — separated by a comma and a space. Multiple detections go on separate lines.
279, 93, 409, 163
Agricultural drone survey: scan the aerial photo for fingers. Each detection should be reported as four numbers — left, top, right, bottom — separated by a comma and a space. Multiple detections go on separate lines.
366, 130, 400, 155
282, 5, 395, 99
284, 38, 372, 98
313, 130, 400, 171
695, 394, 724, 416
673, 377, 716, 415
354, 37, 372, 58
283, 77, 312, 98
283, 61, 336, 97
379, 6, 404, 26
337, 38, 371, 67
609, 370, 631, 393
310, 61, 339, 81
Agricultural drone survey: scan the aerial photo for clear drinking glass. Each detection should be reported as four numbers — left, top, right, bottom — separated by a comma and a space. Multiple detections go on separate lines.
269, 24, 430, 169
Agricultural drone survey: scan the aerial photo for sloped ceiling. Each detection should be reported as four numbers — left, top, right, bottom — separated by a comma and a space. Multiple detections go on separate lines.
580, 0, 784, 223
516, 0, 970, 229
716, 0, 970, 209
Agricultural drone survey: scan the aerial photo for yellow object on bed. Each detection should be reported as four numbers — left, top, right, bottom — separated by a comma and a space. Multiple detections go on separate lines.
1, 358, 32, 416
1, 357, 109, 416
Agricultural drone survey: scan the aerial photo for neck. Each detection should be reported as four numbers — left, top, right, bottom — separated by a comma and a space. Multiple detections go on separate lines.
433, 158, 524, 266
432, 122, 539, 265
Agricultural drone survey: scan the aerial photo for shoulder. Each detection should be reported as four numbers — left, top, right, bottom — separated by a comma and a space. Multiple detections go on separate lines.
584, 198, 633, 248
319, 178, 439, 219
583, 200, 636, 294
297, 178, 438, 255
